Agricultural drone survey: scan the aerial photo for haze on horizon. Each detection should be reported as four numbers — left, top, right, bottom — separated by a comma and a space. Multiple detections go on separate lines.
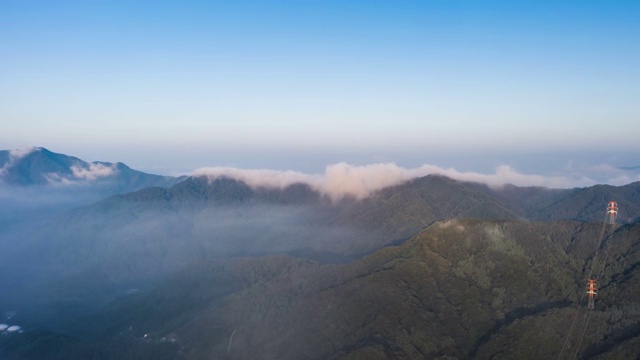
1, 1, 639, 181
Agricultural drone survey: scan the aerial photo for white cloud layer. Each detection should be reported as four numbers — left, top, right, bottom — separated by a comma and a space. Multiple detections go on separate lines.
71, 163, 117, 180
1, 147, 40, 177
193, 162, 609, 201
9, 147, 39, 160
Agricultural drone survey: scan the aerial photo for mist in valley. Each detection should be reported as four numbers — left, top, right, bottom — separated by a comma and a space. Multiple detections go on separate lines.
0, 183, 371, 336
1, 155, 640, 359
3, 0, 640, 357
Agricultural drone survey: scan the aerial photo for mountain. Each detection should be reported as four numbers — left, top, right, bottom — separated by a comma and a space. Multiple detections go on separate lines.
466, 181, 640, 223
0, 174, 520, 298
0, 147, 183, 190
198, 220, 639, 360
2, 174, 638, 328
1, 157, 639, 359
0, 147, 186, 237
3, 219, 636, 359
4, 172, 639, 297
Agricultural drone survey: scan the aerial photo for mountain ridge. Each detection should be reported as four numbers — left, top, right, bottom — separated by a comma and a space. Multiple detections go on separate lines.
19, 219, 635, 360
0, 147, 185, 191
1, 149, 639, 359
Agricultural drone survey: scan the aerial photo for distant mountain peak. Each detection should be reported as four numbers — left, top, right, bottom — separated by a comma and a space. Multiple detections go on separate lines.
0, 147, 183, 192
1, 147, 108, 185
9, 146, 41, 157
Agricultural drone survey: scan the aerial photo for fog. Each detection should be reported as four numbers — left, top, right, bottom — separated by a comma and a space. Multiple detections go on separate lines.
0, 190, 371, 334
194, 162, 605, 201
2, 159, 639, 343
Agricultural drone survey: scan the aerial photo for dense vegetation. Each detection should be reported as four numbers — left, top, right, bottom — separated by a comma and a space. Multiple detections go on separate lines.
1, 172, 639, 359
2, 219, 637, 359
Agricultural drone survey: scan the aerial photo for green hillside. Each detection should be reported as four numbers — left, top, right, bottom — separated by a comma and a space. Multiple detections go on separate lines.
187, 220, 638, 360
7, 219, 634, 359
2, 174, 639, 359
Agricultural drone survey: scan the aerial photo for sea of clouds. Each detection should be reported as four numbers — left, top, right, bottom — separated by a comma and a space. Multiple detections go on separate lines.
193, 162, 640, 201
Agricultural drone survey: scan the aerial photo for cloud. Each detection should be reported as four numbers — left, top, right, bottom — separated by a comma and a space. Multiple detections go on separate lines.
436, 219, 465, 232
585, 163, 640, 186
192, 167, 320, 189
1, 147, 40, 177
428, 164, 579, 188
44, 172, 77, 185
193, 162, 596, 201
9, 147, 39, 160
606, 174, 640, 186
322, 163, 409, 200
71, 163, 117, 181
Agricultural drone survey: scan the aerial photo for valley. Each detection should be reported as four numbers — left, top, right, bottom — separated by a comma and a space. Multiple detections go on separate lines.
0, 149, 639, 359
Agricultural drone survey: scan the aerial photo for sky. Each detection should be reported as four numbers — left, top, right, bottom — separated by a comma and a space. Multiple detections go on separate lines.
1, 1, 639, 184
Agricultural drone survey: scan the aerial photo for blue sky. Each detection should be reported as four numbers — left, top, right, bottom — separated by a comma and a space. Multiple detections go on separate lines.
1, 1, 639, 180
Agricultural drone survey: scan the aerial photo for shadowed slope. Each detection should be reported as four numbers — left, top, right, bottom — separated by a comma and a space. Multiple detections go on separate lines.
196, 220, 639, 360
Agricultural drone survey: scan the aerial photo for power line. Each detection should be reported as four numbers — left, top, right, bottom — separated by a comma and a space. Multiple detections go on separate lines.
557, 202, 618, 359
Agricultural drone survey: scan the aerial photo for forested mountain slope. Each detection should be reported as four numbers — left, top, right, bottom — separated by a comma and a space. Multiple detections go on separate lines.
4, 219, 635, 359
1, 171, 639, 359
